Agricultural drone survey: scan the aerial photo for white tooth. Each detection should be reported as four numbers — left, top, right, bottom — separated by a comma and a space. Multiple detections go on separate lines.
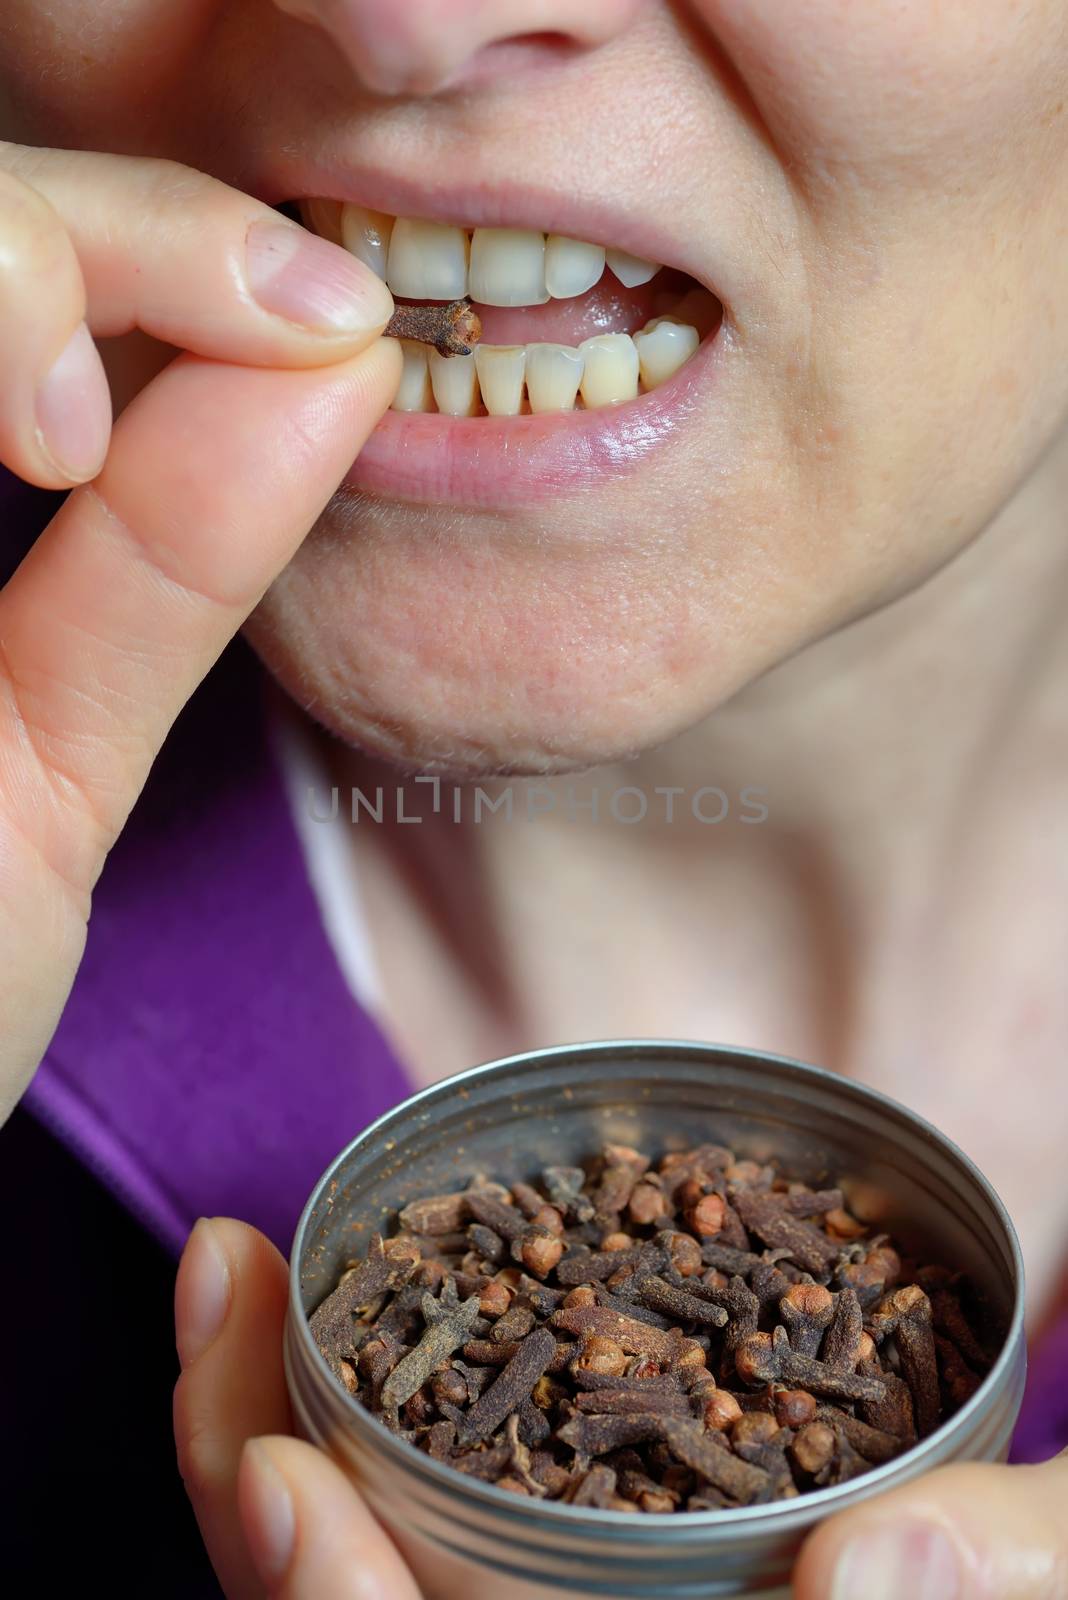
392, 340, 435, 412
525, 344, 584, 413
386, 219, 469, 300
544, 235, 605, 300
578, 334, 640, 408
474, 345, 527, 416
605, 248, 661, 288
428, 349, 480, 417
468, 228, 547, 307
340, 204, 394, 280
633, 318, 701, 389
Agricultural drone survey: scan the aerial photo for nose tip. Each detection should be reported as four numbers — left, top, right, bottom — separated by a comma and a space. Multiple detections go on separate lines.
353, 50, 469, 100
273, 0, 646, 99
271, 0, 477, 94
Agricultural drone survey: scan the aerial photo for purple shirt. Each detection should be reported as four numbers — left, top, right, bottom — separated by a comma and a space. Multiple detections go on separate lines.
0, 465, 1063, 1464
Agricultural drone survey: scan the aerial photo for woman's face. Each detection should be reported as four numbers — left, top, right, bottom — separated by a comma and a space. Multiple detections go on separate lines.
3, 1, 1066, 775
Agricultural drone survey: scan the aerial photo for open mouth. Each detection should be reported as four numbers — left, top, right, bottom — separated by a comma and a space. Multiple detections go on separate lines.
275, 195, 726, 507
295, 200, 722, 418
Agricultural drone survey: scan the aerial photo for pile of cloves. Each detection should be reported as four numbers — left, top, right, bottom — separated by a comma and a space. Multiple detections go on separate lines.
309, 1141, 1000, 1512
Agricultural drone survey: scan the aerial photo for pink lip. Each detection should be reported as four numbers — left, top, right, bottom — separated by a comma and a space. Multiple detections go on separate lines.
346, 329, 724, 509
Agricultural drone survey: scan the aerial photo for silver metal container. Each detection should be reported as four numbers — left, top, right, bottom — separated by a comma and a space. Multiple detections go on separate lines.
285, 1040, 1026, 1600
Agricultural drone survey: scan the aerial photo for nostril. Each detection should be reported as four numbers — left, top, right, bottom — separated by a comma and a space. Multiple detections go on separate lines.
481, 30, 587, 61
445, 31, 591, 91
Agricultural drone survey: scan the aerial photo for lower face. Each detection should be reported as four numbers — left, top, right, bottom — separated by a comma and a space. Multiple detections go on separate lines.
6, 2, 1068, 778
248, 168, 1066, 778
249, 195, 745, 776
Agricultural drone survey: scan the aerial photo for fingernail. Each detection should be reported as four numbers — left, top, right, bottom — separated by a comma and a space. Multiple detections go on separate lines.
242, 1441, 296, 1586
35, 322, 112, 482
831, 1523, 962, 1600
176, 1217, 231, 1369
246, 219, 393, 334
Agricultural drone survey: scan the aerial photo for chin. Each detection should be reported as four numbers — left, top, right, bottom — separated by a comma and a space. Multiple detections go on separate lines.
245, 610, 700, 781
240, 497, 765, 780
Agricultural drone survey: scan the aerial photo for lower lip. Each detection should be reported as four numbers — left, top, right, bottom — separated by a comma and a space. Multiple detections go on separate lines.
343, 330, 723, 509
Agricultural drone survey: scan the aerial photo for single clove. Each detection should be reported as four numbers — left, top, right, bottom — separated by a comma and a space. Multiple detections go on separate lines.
384, 298, 482, 357
458, 1327, 558, 1445
379, 1292, 482, 1412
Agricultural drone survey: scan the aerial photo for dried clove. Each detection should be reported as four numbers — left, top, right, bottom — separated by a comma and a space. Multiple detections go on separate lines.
632, 1275, 730, 1329
657, 1418, 770, 1503
397, 1193, 473, 1235
935, 1334, 983, 1408
773, 1389, 818, 1430
309, 1233, 418, 1378
929, 1288, 991, 1373
466, 1191, 528, 1242
778, 1284, 836, 1357
490, 1300, 537, 1344
557, 1244, 647, 1284
467, 1222, 506, 1264
542, 1167, 596, 1223
574, 1387, 693, 1418
309, 1136, 1000, 1514
380, 1293, 482, 1412
790, 1420, 837, 1482
822, 1287, 865, 1372
870, 1286, 941, 1437
384, 297, 482, 357
567, 1463, 625, 1509
550, 1304, 705, 1365
732, 1192, 841, 1276
813, 1406, 906, 1464
594, 1145, 651, 1220
557, 1412, 667, 1457
458, 1327, 558, 1445
735, 1328, 888, 1405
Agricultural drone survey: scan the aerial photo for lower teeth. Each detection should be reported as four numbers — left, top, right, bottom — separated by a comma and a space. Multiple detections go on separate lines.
391, 319, 701, 417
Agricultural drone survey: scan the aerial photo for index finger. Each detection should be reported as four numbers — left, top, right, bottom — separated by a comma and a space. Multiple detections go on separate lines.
0, 142, 394, 368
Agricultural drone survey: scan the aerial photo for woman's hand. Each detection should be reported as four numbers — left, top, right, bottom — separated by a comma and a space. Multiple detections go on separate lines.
175, 1217, 424, 1599
794, 1449, 1068, 1599
177, 1219, 1068, 1600
0, 144, 401, 1123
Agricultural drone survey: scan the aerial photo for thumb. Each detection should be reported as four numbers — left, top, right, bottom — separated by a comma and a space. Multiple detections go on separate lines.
238, 1435, 424, 1600
793, 1453, 1068, 1599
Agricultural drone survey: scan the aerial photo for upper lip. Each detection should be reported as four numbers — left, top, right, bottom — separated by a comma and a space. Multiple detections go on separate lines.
260, 161, 727, 315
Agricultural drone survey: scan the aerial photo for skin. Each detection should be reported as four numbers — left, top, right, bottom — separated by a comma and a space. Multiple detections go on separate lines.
1, 2, 1067, 1596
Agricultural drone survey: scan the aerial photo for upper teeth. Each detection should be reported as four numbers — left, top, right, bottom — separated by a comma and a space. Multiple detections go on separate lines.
387, 218, 470, 301
340, 203, 662, 306
545, 235, 605, 299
